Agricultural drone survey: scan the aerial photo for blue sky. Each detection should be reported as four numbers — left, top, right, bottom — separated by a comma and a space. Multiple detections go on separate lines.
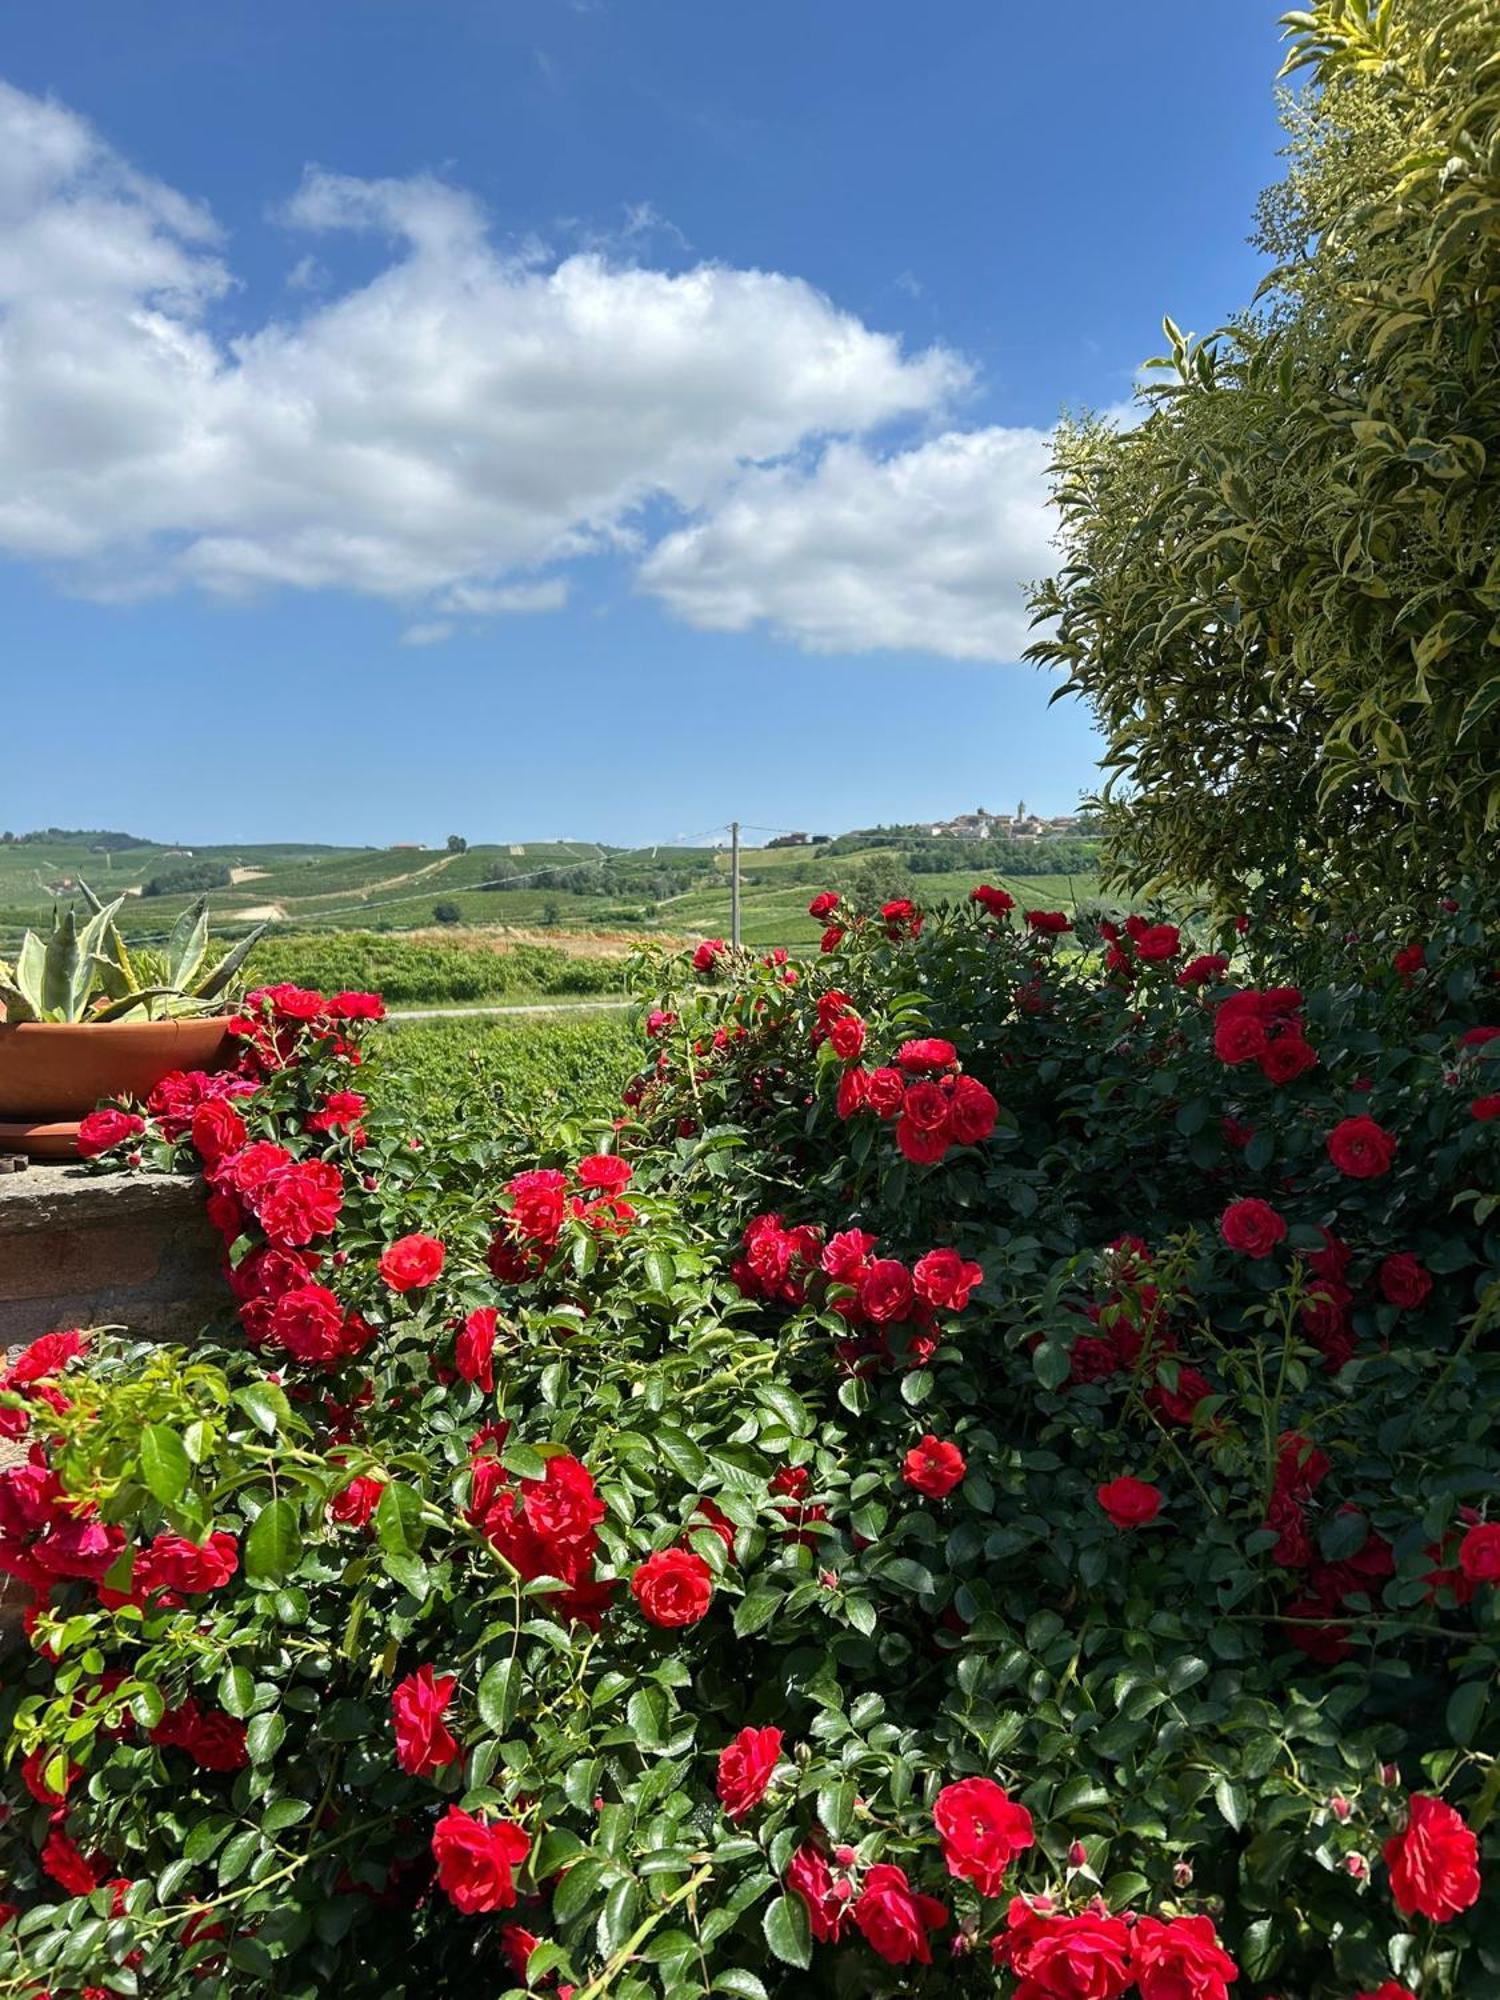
1, 2, 1287, 847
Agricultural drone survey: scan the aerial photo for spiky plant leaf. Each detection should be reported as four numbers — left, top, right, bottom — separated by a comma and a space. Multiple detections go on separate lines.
16, 931, 46, 1015
166, 899, 209, 991
193, 925, 267, 1002
41, 908, 88, 1022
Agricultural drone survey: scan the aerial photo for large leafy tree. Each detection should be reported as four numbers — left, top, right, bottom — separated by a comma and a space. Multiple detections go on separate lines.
1029, 0, 1500, 906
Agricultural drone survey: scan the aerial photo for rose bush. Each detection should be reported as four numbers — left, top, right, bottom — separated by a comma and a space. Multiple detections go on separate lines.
0, 890, 1497, 1997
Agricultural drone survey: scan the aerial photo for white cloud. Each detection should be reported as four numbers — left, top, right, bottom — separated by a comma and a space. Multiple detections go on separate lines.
399, 620, 454, 647
0, 79, 968, 620
438, 577, 569, 617
639, 427, 1057, 662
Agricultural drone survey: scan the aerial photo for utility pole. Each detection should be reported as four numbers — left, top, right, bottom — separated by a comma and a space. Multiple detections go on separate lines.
729, 821, 741, 948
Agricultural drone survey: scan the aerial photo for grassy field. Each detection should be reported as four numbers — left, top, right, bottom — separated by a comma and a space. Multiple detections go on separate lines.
248, 932, 627, 1006
376, 1009, 637, 1130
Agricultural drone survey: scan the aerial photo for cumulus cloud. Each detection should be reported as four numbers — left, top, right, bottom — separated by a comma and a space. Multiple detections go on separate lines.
638, 427, 1057, 662
0, 76, 1072, 661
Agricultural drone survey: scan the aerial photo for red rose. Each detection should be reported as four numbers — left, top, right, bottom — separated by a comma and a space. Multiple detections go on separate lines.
1025, 909, 1072, 934
903, 1435, 966, 1499
1459, 1522, 1500, 1584
1327, 1115, 1397, 1178
971, 884, 1015, 917
1132, 1914, 1238, 2000
1219, 1197, 1287, 1257
188, 1098, 247, 1165
392, 1664, 460, 1778
808, 892, 840, 920
41, 1827, 100, 1897
1378, 1253, 1432, 1309
692, 939, 726, 974
852, 1863, 947, 1966
1356, 1985, 1419, 2000
994, 1900, 1133, 2000
902, 1079, 951, 1134
1394, 942, 1425, 983
577, 1153, 632, 1192
821, 1228, 879, 1282
380, 1232, 446, 1292
253, 1158, 345, 1245
947, 1073, 999, 1145
820, 924, 846, 954
266, 1283, 353, 1365
506, 1168, 569, 1244
136, 1530, 238, 1595
1260, 1031, 1319, 1083
836, 1067, 870, 1119
631, 1546, 713, 1627
431, 1806, 530, 1914
933, 1777, 1034, 1896
1473, 1093, 1500, 1120
455, 1307, 498, 1393
76, 1108, 145, 1158
1213, 1010, 1268, 1066
329, 1472, 384, 1527
1383, 1793, 1481, 1922
912, 1248, 983, 1312
716, 1725, 783, 1821
1133, 922, 1181, 961
895, 1114, 946, 1165
858, 1259, 914, 1324
866, 1067, 906, 1118
1096, 1476, 1162, 1530
786, 1844, 850, 1943
326, 988, 385, 1021
152, 1699, 249, 1771
896, 1037, 958, 1073
828, 1013, 867, 1063
1177, 953, 1229, 988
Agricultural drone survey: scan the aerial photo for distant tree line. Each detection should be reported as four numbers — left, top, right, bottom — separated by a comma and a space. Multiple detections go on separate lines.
905, 837, 1102, 876
1, 828, 152, 850
142, 861, 233, 897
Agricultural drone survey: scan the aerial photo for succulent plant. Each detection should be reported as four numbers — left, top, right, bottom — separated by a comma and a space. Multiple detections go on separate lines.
0, 885, 264, 1025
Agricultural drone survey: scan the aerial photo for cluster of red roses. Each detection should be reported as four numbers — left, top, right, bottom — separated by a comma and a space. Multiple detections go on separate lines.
825, 1014, 1000, 1164
487, 1155, 636, 1284
806, 889, 925, 956
227, 982, 385, 1074
1099, 913, 1183, 981
995, 1900, 1239, 2000
1065, 1240, 1209, 1424
1212, 986, 1319, 1084
463, 1427, 616, 1628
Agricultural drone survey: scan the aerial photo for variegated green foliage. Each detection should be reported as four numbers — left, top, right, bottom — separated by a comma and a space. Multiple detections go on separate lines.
0, 884, 263, 1023
1028, 0, 1500, 908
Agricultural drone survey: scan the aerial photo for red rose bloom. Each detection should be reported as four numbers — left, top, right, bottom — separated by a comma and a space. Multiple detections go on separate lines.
836, 1067, 870, 1119
912, 1247, 983, 1312
379, 1232, 446, 1293
189, 1098, 247, 1165
1133, 922, 1181, 961
857, 1257, 915, 1324
577, 1153, 632, 1192
995, 1900, 1133, 2000
431, 1807, 530, 1914
136, 1530, 238, 1595
329, 1472, 385, 1527
41, 1827, 101, 1897
1327, 1115, 1398, 1178
808, 892, 839, 920
971, 884, 1015, 917
76, 1108, 145, 1158
1459, 1523, 1500, 1584
828, 1013, 867, 1063
716, 1725, 783, 1821
866, 1067, 906, 1118
1260, 1031, 1319, 1083
1025, 909, 1072, 934
1383, 1793, 1480, 1922
933, 1777, 1034, 1896
1378, 1253, 1432, 1309
896, 1037, 958, 1073
947, 1073, 999, 1145
1096, 1476, 1162, 1529
692, 939, 726, 974
455, 1307, 499, 1393
253, 1158, 345, 1245
392, 1665, 460, 1778
1132, 1914, 1238, 2000
1219, 1197, 1287, 1257
903, 1435, 966, 1499
852, 1863, 947, 1966
631, 1546, 713, 1627
1473, 1093, 1500, 1120
1356, 1986, 1419, 2000
786, 1844, 850, 1943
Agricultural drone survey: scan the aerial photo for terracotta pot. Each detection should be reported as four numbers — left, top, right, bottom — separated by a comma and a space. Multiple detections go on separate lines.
0, 1017, 234, 1158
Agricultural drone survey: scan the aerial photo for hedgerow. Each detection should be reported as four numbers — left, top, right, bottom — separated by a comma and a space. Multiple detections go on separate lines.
0, 884, 1497, 1998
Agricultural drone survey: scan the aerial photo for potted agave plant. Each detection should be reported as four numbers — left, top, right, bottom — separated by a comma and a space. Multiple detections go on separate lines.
0, 887, 264, 1158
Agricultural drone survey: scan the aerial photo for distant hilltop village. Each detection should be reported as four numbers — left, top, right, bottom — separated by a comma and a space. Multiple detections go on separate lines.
926, 803, 1083, 841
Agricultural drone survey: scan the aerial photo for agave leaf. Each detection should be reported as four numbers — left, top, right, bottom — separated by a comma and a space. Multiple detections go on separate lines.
42, 908, 89, 1022
87, 951, 135, 1002
166, 899, 209, 992
0, 978, 38, 1024
77, 895, 128, 977
74, 877, 105, 915
16, 930, 46, 1015
90, 985, 195, 1023
193, 925, 267, 1002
